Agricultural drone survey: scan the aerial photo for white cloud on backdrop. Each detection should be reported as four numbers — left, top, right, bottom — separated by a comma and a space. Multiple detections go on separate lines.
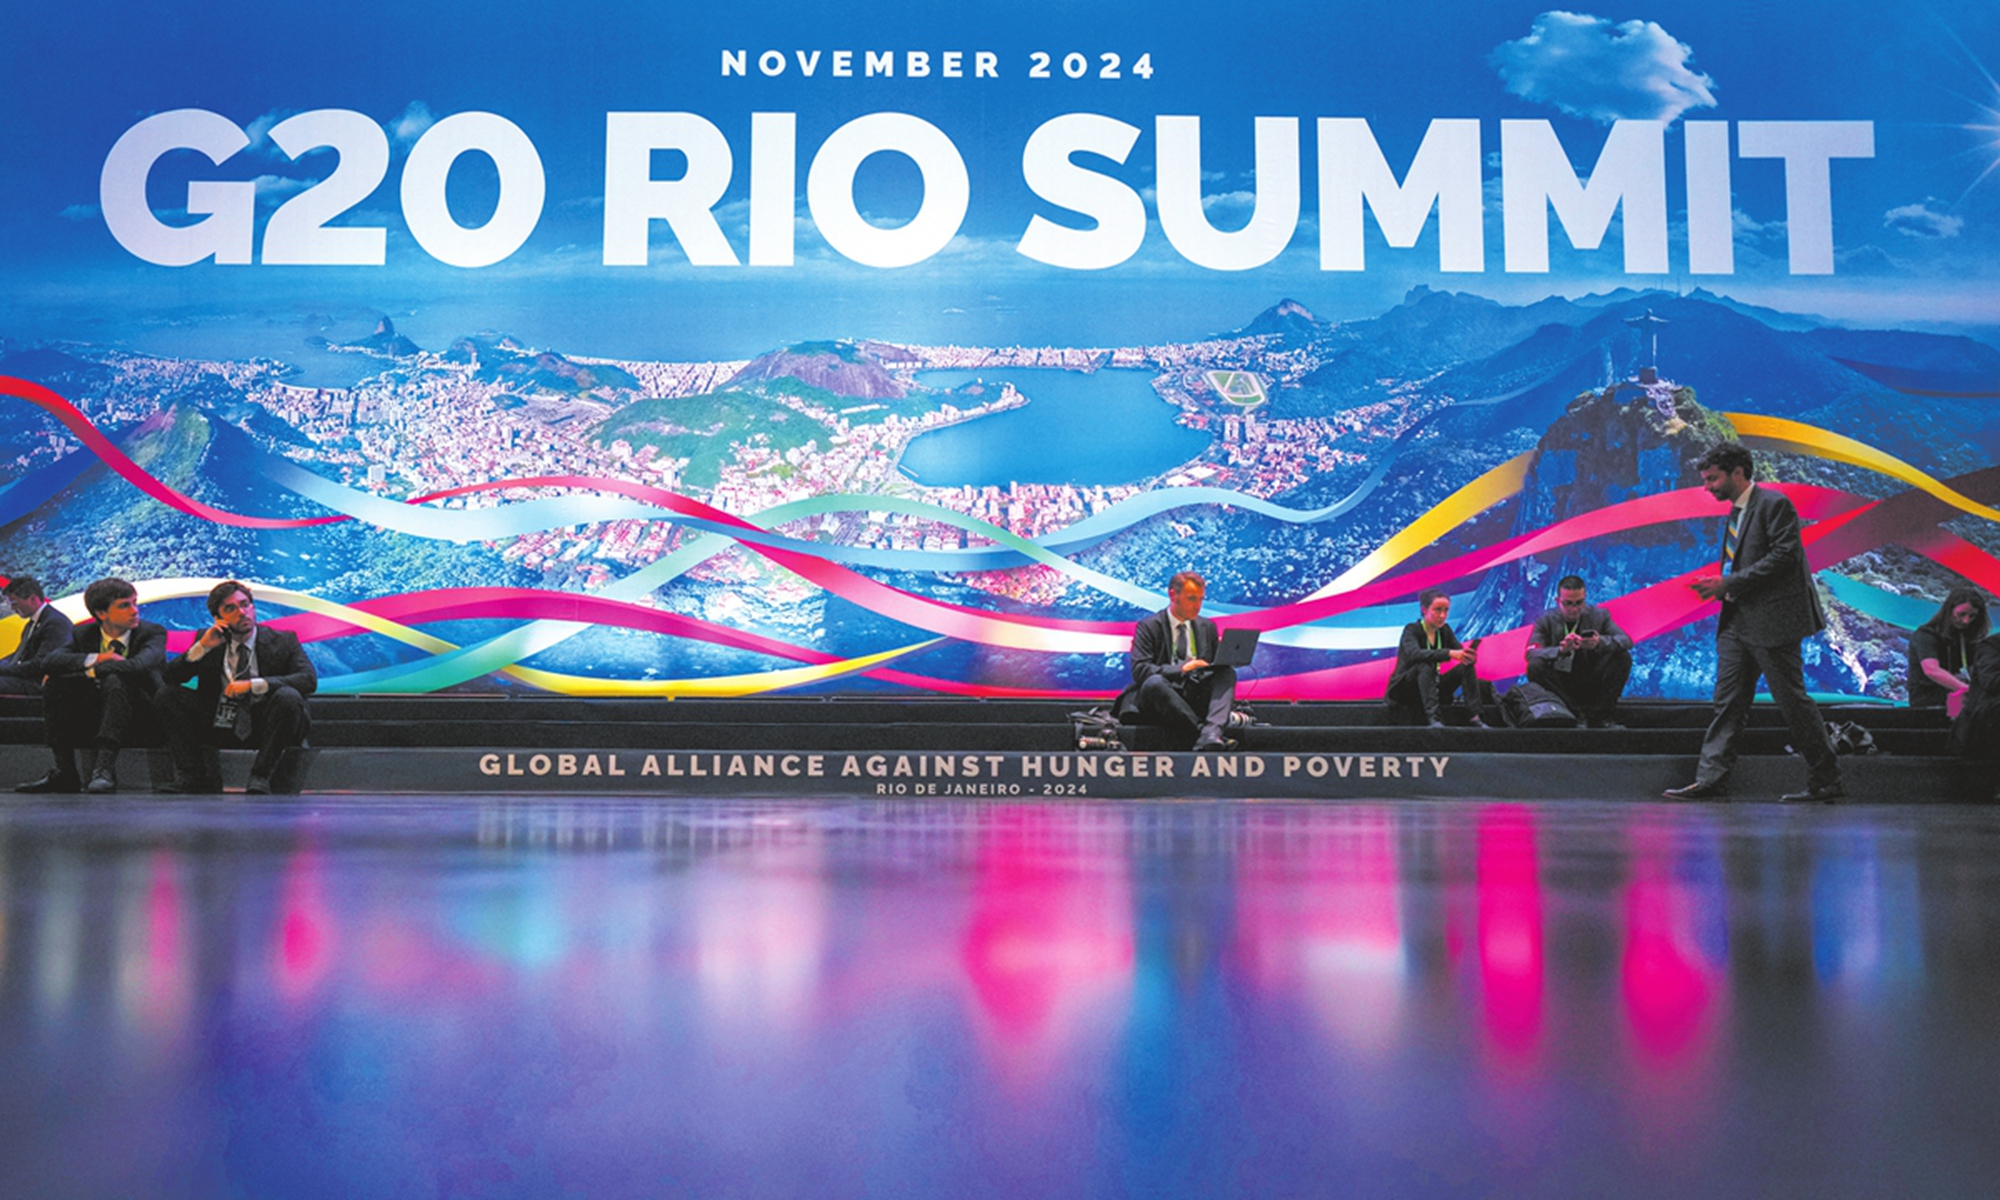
388, 102, 437, 149
1883, 199, 1965, 239
1491, 11, 1718, 124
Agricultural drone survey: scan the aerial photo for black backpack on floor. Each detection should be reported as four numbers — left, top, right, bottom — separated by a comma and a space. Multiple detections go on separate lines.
1500, 681, 1579, 728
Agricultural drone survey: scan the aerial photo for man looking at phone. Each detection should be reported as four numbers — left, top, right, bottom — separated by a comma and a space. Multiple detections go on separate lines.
1524, 575, 1634, 728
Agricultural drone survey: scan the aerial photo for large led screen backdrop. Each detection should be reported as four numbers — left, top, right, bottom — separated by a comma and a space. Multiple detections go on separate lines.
2, 2, 1998, 700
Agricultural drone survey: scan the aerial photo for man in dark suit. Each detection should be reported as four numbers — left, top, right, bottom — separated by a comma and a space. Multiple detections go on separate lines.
1524, 575, 1633, 728
1113, 571, 1243, 751
161, 580, 316, 795
0, 576, 76, 695
5, 576, 82, 792
30, 577, 168, 794
1666, 443, 1843, 803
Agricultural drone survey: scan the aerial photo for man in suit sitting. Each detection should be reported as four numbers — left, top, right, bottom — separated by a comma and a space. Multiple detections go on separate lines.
1, 576, 76, 695
1524, 575, 1634, 729
1113, 571, 1244, 751
161, 580, 317, 795
32, 577, 167, 794
5, 575, 81, 793
1665, 443, 1843, 803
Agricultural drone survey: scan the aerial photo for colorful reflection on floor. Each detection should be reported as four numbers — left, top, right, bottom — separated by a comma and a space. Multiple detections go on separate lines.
2, 798, 1998, 1199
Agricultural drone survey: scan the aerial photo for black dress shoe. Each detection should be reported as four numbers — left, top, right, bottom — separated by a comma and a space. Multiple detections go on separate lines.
1780, 781, 1846, 804
1663, 779, 1727, 800
15, 770, 81, 794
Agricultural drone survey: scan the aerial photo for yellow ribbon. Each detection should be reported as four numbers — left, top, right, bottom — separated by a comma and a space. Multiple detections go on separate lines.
1310, 451, 1535, 597
1727, 412, 2000, 524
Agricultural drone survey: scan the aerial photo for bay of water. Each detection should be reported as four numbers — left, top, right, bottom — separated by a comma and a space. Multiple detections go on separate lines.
899, 368, 1210, 488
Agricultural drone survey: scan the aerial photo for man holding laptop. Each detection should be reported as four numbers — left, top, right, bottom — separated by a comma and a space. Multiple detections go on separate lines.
1113, 571, 1256, 751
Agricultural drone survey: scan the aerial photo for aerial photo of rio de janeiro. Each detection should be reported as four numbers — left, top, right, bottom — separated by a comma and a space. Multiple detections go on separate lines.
8, 280, 1999, 702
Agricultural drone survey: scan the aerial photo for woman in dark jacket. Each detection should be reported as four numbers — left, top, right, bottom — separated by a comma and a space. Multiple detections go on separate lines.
1907, 588, 1989, 713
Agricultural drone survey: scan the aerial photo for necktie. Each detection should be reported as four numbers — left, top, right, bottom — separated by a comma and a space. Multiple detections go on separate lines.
1174, 622, 1188, 660
108, 638, 126, 657
230, 641, 250, 685
1722, 507, 1744, 572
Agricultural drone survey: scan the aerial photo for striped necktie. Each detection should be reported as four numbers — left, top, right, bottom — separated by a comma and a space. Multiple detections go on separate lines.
1722, 506, 1744, 572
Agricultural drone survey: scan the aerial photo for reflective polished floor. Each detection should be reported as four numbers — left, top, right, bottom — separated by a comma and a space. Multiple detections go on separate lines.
3, 797, 1999, 1199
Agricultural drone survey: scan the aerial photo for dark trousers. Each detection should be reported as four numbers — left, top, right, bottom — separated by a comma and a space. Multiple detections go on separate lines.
1526, 646, 1632, 720
1696, 624, 1840, 788
44, 673, 159, 751
5, 675, 67, 781
1132, 666, 1237, 747
162, 684, 311, 785
1392, 656, 1488, 720
1387, 660, 1488, 723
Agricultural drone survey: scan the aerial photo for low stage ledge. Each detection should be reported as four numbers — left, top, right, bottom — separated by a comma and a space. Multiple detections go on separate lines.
1, 696, 1991, 802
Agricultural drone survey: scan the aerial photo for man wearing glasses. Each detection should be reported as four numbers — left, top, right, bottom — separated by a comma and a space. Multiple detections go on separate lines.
1524, 575, 1633, 729
161, 580, 317, 794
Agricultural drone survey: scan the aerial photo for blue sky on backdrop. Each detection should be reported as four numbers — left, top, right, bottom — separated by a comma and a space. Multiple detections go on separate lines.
3, 0, 1998, 357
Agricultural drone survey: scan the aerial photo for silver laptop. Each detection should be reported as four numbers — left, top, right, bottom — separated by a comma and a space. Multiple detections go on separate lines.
1207, 627, 1260, 669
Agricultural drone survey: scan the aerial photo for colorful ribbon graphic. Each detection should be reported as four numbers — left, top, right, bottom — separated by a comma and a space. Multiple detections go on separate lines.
8, 376, 1998, 699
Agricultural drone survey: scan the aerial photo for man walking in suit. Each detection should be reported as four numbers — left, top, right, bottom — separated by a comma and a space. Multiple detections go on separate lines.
162, 580, 316, 794
0, 576, 75, 695
1113, 571, 1243, 751
1666, 444, 1844, 803
31, 577, 168, 794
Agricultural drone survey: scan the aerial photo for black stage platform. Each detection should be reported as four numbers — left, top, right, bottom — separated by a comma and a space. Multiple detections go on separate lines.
3, 695, 1990, 801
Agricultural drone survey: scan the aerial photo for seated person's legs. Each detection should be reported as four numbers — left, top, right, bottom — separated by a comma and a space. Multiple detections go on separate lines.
1578, 645, 1632, 723
246, 685, 312, 788
1525, 656, 1578, 706
13, 676, 89, 792
1438, 660, 1490, 723
1529, 647, 1631, 725
1135, 673, 1201, 739
1387, 666, 1446, 725
1185, 664, 1237, 748
160, 685, 225, 792
83, 673, 154, 792
54, 674, 108, 779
